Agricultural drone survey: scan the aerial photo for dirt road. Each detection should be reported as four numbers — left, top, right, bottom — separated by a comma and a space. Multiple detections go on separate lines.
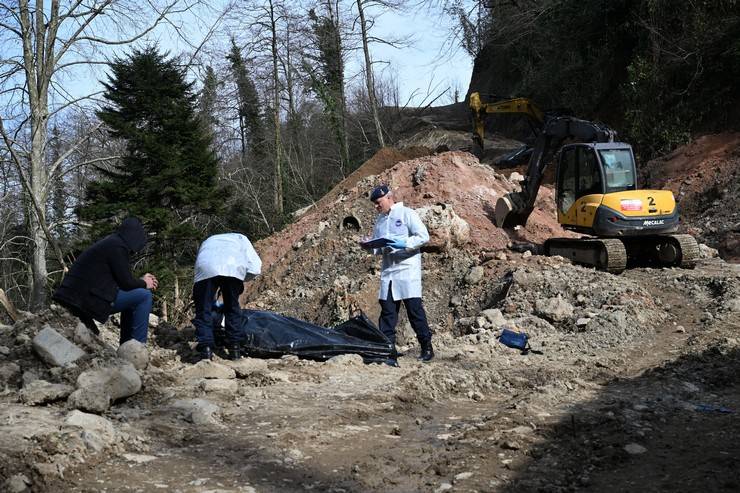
52, 260, 740, 493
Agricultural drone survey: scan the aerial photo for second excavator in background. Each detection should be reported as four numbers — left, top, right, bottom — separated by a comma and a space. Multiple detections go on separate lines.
469, 92, 699, 273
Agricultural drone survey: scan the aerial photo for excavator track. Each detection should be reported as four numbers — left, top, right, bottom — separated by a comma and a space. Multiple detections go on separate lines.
544, 237, 627, 273
623, 234, 699, 269
671, 234, 700, 268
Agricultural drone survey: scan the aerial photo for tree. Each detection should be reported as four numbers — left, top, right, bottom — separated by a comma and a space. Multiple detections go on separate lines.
198, 65, 220, 138
307, 2, 350, 173
0, 0, 194, 309
354, 0, 393, 148
79, 46, 223, 300
227, 38, 265, 158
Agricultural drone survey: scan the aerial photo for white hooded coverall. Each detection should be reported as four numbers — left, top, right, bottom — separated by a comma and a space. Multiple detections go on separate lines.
194, 233, 262, 283
372, 202, 429, 300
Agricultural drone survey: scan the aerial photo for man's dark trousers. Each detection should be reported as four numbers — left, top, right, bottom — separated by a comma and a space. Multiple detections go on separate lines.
378, 281, 432, 346
192, 276, 245, 349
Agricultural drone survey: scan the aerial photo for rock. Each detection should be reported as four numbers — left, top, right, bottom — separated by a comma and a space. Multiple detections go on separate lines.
416, 204, 471, 251
454, 472, 473, 481
68, 388, 111, 413
449, 295, 462, 307
148, 313, 160, 327
123, 453, 158, 464
199, 378, 238, 393
522, 250, 532, 258
465, 266, 485, 285
180, 360, 236, 380
480, 309, 507, 328
535, 296, 574, 322
725, 299, 740, 313
495, 252, 507, 261
68, 360, 141, 413
21, 369, 42, 386
171, 398, 221, 425
675, 325, 686, 333
435, 482, 453, 492
0, 345, 10, 356
64, 410, 116, 441
226, 358, 269, 378
20, 380, 74, 405
326, 353, 364, 366
4, 474, 31, 493
509, 171, 524, 183
117, 340, 149, 370
576, 317, 591, 327
699, 243, 719, 258
624, 443, 647, 455
32, 326, 86, 367
0, 362, 21, 386
501, 440, 521, 450
72, 322, 94, 347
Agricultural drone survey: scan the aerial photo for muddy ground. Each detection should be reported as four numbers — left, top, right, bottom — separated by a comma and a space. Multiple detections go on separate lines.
2, 133, 740, 492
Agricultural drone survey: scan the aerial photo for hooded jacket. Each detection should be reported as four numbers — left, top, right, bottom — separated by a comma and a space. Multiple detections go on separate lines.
53, 217, 148, 322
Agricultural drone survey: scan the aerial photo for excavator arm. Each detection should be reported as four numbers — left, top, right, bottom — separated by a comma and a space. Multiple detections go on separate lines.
469, 92, 545, 151
495, 116, 617, 228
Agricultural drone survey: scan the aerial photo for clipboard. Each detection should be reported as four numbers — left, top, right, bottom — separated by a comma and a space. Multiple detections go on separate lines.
360, 237, 393, 249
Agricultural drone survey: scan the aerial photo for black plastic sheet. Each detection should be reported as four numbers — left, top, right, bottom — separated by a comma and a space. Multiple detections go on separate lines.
241, 310, 393, 363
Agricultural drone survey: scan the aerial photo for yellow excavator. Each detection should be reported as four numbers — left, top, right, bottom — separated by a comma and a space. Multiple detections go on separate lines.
469, 92, 699, 273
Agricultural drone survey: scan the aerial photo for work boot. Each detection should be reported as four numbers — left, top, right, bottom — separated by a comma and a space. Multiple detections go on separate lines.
228, 343, 242, 361
197, 345, 213, 362
418, 340, 434, 362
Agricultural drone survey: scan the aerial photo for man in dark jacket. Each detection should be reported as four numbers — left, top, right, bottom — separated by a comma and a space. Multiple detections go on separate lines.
53, 217, 158, 344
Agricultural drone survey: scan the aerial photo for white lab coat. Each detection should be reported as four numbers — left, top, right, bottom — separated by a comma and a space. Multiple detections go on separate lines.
372, 202, 429, 300
194, 233, 262, 283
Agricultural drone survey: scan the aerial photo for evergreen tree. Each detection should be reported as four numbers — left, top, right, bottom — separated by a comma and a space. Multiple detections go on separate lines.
227, 38, 265, 159
198, 65, 220, 138
80, 46, 223, 297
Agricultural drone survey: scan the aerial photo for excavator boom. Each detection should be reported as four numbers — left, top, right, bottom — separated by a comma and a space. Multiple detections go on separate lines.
495, 116, 617, 228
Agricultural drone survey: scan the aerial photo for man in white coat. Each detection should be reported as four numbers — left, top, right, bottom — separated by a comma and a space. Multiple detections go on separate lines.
192, 233, 262, 361
362, 185, 434, 366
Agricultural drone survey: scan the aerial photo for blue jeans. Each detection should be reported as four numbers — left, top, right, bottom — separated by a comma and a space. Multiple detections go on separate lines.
378, 282, 431, 347
111, 288, 152, 344
192, 276, 245, 349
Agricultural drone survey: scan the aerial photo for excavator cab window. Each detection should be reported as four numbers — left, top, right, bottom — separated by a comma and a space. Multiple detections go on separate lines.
576, 147, 604, 197
557, 147, 577, 214
599, 148, 636, 192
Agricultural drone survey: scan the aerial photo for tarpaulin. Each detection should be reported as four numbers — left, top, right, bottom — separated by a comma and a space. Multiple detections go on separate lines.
241, 310, 393, 363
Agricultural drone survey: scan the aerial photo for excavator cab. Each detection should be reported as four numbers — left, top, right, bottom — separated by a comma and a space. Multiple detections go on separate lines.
554, 141, 685, 241
556, 143, 637, 226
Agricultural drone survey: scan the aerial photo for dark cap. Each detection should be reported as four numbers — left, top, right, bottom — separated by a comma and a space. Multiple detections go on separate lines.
370, 185, 390, 202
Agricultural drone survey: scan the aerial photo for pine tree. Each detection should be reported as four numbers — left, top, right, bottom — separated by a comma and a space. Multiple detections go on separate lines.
79, 46, 223, 291
227, 38, 265, 159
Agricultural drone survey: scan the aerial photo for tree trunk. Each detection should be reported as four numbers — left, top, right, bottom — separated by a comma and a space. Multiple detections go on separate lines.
269, 0, 284, 216
357, 0, 385, 148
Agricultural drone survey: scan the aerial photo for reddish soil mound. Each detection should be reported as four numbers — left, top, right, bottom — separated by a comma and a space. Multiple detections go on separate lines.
256, 150, 567, 271
645, 132, 740, 259
256, 147, 432, 269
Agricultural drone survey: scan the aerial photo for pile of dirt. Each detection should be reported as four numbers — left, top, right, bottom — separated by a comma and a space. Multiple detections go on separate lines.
250, 150, 571, 334
645, 132, 740, 259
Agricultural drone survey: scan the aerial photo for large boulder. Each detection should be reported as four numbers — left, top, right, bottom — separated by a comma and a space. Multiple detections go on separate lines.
68, 360, 141, 413
416, 204, 470, 252
32, 326, 85, 367
117, 340, 149, 370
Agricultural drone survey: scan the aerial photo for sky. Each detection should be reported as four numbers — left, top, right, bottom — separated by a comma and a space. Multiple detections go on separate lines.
349, 7, 474, 106
2, 1, 475, 120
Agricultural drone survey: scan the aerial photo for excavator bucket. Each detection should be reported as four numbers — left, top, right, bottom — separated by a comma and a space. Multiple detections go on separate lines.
495, 192, 532, 228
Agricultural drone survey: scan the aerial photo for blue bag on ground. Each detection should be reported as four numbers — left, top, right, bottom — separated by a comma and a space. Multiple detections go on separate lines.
498, 328, 529, 351
241, 309, 393, 363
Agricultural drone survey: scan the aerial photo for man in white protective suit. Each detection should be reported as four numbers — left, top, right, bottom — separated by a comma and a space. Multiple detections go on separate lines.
192, 233, 262, 362
361, 185, 434, 366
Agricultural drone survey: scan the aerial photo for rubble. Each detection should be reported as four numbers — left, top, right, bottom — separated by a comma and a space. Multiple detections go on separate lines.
0, 143, 739, 491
